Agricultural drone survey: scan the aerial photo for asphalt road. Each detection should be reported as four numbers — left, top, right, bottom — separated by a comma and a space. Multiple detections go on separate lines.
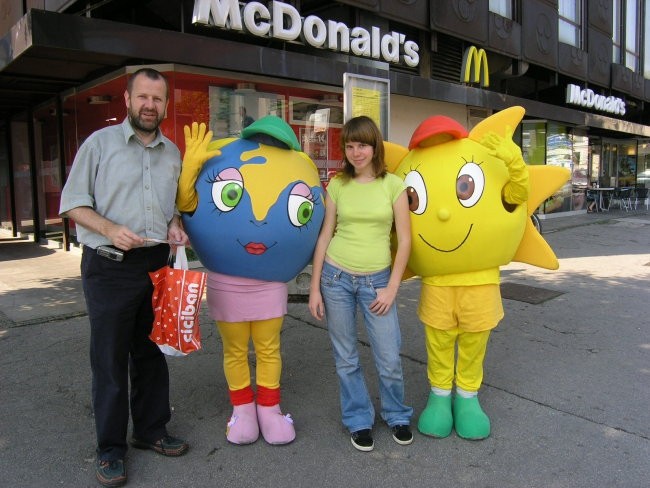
1, 210, 649, 487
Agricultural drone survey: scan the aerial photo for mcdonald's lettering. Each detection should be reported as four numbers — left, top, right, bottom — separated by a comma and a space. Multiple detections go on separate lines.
565, 84, 626, 116
192, 0, 419, 67
461, 46, 489, 87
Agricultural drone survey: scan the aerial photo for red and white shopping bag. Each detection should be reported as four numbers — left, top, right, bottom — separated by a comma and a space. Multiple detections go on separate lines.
149, 246, 206, 356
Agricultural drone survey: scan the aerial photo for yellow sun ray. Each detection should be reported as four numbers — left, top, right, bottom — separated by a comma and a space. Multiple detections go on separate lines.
468, 106, 525, 142
384, 141, 409, 174
513, 165, 569, 270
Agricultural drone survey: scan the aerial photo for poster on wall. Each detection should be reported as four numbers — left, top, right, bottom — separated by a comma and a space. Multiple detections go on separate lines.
300, 128, 328, 171
343, 73, 390, 138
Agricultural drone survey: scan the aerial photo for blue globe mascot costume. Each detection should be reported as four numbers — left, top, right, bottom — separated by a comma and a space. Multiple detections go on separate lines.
176, 118, 325, 445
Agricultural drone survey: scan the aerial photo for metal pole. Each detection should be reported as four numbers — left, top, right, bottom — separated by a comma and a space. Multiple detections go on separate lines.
4, 118, 18, 237
27, 108, 40, 243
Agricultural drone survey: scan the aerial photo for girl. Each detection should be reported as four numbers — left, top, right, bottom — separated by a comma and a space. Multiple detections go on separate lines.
308, 116, 413, 451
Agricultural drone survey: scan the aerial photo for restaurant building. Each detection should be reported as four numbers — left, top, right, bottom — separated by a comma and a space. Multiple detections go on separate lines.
1, 0, 649, 246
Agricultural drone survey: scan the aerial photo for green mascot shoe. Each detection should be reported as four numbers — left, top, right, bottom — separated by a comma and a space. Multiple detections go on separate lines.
453, 395, 490, 440
417, 392, 453, 438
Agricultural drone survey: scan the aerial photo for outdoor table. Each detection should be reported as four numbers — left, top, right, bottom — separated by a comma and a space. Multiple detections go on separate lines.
591, 187, 614, 212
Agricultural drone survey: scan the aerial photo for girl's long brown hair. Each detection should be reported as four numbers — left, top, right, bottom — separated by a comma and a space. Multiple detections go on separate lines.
338, 116, 386, 181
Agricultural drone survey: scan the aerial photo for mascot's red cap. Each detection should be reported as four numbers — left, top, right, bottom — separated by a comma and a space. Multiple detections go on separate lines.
408, 116, 469, 150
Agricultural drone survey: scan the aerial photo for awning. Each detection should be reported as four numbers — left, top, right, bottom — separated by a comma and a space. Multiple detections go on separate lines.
0, 9, 388, 120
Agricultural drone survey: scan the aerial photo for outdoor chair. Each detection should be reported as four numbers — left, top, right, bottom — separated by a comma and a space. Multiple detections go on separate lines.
633, 187, 648, 210
620, 187, 632, 211
610, 187, 632, 211
608, 188, 621, 210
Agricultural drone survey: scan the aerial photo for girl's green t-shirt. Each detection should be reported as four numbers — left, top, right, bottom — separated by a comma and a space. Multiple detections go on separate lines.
326, 173, 405, 273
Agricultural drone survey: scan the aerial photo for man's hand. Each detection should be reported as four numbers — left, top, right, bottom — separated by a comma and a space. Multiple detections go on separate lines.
65, 207, 144, 251
167, 215, 189, 248
104, 222, 144, 251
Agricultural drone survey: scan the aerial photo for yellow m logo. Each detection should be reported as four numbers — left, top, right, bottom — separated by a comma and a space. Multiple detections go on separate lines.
461, 46, 489, 87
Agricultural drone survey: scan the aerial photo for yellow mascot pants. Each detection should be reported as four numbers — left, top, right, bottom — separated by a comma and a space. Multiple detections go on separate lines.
424, 326, 490, 392
419, 283, 502, 392
217, 318, 283, 392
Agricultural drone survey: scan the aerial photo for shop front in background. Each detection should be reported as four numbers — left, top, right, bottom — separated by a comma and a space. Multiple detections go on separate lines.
26, 65, 346, 244
521, 120, 590, 214
520, 120, 649, 215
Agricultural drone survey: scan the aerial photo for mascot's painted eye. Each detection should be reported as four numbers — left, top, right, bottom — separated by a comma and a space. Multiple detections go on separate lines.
404, 170, 427, 215
211, 168, 244, 212
456, 162, 484, 208
287, 182, 315, 227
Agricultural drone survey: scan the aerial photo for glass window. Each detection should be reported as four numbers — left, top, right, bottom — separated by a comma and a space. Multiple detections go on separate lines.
10, 120, 35, 234
571, 132, 590, 210
614, 0, 641, 70
33, 103, 65, 239
522, 121, 586, 214
546, 123, 575, 213
489, 0, 512, 19
638, 140, 650, 188
0, 122, 11, 231
624, 0, 640, 71
601, 140, 637, 187
645, 0, 650, 77
613, 0, 621, 62
617, 141, 637, 187
521, 121, 546, 166
558, 0, 582, 47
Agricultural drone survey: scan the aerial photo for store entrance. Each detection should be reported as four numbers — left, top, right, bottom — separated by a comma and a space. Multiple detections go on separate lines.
598, 138, 637, 188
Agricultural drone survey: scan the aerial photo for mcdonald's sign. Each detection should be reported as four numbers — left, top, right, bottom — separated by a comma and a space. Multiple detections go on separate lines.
461, 46, 489, 87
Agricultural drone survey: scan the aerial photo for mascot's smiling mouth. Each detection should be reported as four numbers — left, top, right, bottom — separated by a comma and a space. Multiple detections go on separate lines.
241, 241, 278, 255
419, 224, 473, 253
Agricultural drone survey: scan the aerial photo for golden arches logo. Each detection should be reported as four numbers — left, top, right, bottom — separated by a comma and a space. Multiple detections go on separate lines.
461, 46, 489, 87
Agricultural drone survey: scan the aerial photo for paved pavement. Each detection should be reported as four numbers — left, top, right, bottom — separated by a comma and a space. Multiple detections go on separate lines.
1, 208, 649, 488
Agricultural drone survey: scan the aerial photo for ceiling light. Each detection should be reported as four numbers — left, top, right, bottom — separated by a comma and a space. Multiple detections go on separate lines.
234, 83, 256, 93
87, 95, 112, 105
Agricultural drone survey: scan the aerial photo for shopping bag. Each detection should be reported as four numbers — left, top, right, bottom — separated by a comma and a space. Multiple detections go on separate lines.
149, 246, 206, 356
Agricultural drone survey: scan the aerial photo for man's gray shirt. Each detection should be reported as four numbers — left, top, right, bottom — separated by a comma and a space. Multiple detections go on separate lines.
59, 118, 181, 249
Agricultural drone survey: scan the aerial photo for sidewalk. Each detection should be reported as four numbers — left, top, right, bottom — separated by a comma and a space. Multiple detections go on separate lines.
0, 208, 639, 327
1, 208, 649, 488
0, 235, 85, 327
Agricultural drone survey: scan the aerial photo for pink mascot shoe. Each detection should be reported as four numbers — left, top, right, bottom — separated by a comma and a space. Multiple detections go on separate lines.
256, 404, 295, 445
226, 402, 259, 445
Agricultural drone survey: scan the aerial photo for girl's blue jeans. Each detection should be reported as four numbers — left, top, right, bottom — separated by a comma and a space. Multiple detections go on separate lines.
320, 261, 413, 432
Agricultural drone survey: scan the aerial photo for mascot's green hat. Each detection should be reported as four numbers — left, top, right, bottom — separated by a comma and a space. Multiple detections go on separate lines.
241, 115, 301, 151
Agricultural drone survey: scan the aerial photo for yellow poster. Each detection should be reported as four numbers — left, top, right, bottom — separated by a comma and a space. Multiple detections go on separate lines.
351, 87, 382, 128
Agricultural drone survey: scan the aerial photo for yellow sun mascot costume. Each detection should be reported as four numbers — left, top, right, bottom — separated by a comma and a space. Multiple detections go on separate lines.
387, 106, 569, 440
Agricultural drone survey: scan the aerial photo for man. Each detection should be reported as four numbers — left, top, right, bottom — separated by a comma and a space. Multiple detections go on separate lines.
240, 106, 255, 129
59, 68, 190, 488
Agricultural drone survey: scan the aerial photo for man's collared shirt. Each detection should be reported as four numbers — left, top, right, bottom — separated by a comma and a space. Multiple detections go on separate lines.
59, 117, 181, 248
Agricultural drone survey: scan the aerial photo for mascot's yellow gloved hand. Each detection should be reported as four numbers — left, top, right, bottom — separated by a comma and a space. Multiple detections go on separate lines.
481, 128, 529, 205
176, 122, 221, 213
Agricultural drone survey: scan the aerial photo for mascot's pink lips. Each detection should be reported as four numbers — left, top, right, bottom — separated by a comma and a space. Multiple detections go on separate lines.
419, 224, 473, 252
244, 242, 267, 255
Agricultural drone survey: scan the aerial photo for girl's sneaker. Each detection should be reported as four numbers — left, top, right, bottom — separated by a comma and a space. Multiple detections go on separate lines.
350, 429, 374, 451
391, 424, 413, 445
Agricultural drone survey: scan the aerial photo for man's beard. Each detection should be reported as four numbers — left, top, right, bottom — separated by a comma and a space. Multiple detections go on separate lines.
128, 106, 163, 134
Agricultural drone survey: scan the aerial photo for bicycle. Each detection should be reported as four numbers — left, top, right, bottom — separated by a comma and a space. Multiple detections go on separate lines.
531, 212, 542, 234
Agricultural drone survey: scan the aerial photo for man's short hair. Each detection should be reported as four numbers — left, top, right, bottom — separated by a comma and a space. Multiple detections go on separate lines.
127, 68, 169, 98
